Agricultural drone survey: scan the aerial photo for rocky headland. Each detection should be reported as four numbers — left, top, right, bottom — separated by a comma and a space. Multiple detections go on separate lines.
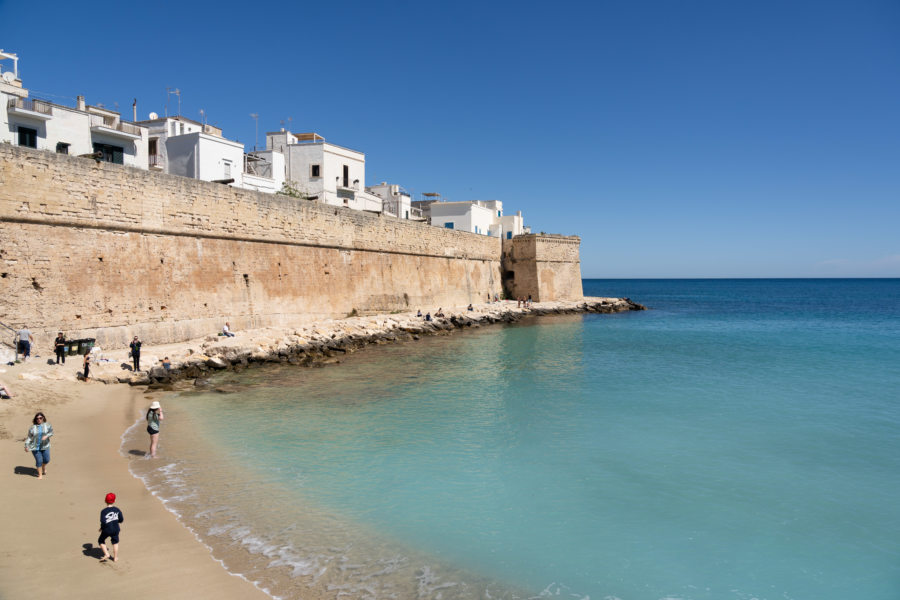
8, 297, 645, 390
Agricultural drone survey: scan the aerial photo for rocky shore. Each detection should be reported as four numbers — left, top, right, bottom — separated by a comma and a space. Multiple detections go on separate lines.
11, 297, 645, 389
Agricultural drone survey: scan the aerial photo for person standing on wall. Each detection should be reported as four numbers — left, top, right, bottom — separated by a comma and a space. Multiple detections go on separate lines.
16, 326, 34, 362
54, 332, 67, 365
129, 336, 142, 372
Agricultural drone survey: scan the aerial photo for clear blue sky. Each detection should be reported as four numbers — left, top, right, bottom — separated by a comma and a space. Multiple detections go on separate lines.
3, 0, 898, 277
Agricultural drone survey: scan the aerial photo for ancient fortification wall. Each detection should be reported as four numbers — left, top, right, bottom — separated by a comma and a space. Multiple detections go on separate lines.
0, 145, 504, 349
502, 234, 584, 302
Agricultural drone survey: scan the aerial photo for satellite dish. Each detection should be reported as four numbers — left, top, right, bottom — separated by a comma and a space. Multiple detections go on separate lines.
148, 111, 159, 120
1, 71, 15, 83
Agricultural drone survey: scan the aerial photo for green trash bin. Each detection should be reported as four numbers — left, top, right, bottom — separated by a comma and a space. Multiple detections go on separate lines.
68, 340, 80, 356
82, 338, 95, 355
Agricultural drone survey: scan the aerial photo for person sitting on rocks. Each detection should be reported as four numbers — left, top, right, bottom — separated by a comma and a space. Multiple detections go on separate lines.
417, 309, 422, 317
223, 322, 236, 337
467, 304, 473, 311
424, 313, 432, 322
162, 357, 171, 371
435, 308, 445, 318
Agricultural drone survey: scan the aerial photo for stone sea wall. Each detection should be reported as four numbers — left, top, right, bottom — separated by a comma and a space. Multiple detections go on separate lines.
502, 234, 584, 301
0, 145, 503, 348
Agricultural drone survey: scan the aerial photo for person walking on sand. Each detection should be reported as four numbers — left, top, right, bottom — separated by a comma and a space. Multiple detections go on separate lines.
98, 492, 124, 562
16, 326, 34, 362
129, 336, 142, 372
82, 353, 91, 381
24, 412, 53, 479
54, 332, 67, 365
146, 401, 164, 458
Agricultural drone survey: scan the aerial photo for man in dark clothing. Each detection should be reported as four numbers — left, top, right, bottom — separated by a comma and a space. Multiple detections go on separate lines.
129, 336, 142, 372
54, 332, 66, 365
98, 492, 124, 562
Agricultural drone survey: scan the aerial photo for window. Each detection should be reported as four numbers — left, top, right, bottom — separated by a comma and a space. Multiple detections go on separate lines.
18, 126, 37, 148
148, 138, 157, 156
93, 143, 124, 165
475, 226, 480, 234
506, 231, 512, 239
179, 123, 184, 135
310, 164, 320, 178
342, 165, 349, 188
444, 222, 454, 229
223, 160, 232, 178
56, 142, 70, 154
498, 210, 501, 217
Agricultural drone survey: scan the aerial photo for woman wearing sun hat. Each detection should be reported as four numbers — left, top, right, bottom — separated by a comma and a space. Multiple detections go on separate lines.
146, 401, 164, 458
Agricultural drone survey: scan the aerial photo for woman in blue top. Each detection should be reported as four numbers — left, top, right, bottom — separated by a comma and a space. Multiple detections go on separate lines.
24, 412, 53, 479
146, 401, 164, 458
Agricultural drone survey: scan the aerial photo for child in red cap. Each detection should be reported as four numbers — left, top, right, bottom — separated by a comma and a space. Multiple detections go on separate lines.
98, 492, 124, 562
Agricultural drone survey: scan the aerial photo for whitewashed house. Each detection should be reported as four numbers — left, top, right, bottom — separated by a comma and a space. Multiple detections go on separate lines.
137, 116, 238, 184
367, 183, 424, 220
242, 150, 285, 194
429, 199, 526, 238
266, 130, 383, 211
1, 50, 148, 168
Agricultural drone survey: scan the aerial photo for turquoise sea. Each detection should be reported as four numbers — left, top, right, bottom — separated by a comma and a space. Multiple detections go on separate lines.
126, 279, 900, 600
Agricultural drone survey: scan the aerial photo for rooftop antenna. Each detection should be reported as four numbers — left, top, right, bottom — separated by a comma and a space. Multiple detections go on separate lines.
166, 87, 181, 117
250, 113, 259, 150
199, 108, 206, 127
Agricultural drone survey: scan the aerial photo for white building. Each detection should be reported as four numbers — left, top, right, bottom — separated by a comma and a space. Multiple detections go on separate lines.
1, 50, 148, 169
266, 130, 383, 211
367, 183, 424, 220
429, 199, 526, 238
242, 150, 285, 194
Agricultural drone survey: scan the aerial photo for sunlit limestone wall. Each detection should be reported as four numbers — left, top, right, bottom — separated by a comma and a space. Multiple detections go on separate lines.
502, 234, 583, 302
0, 145, 502, 348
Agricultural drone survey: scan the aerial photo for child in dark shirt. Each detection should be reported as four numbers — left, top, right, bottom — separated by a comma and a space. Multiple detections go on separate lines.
98, 492, 124, 562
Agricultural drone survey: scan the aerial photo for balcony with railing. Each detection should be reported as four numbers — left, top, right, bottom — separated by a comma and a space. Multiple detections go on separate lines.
382, 200, 425, 221
7, 97, 53, 120
90, 114, 143, 140
243, 155, 273, 179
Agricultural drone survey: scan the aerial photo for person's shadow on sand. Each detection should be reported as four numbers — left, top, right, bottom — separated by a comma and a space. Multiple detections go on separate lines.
128, 449, 146, 457
13, 466, 38, 477
82, 543, 105, 560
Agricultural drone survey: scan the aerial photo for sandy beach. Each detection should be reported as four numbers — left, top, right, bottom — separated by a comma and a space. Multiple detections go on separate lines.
0, 357, 269, 599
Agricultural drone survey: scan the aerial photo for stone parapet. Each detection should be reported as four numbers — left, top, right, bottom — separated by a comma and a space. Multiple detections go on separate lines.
501, 234, 584, 301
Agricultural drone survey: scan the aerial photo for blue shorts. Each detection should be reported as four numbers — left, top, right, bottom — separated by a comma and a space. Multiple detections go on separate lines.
18, 340, 31, 357
32, 448, 50, 468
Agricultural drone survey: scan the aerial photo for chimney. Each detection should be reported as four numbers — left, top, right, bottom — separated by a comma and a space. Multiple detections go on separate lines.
76, 95, 85, 111
132, 98, 137, 122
